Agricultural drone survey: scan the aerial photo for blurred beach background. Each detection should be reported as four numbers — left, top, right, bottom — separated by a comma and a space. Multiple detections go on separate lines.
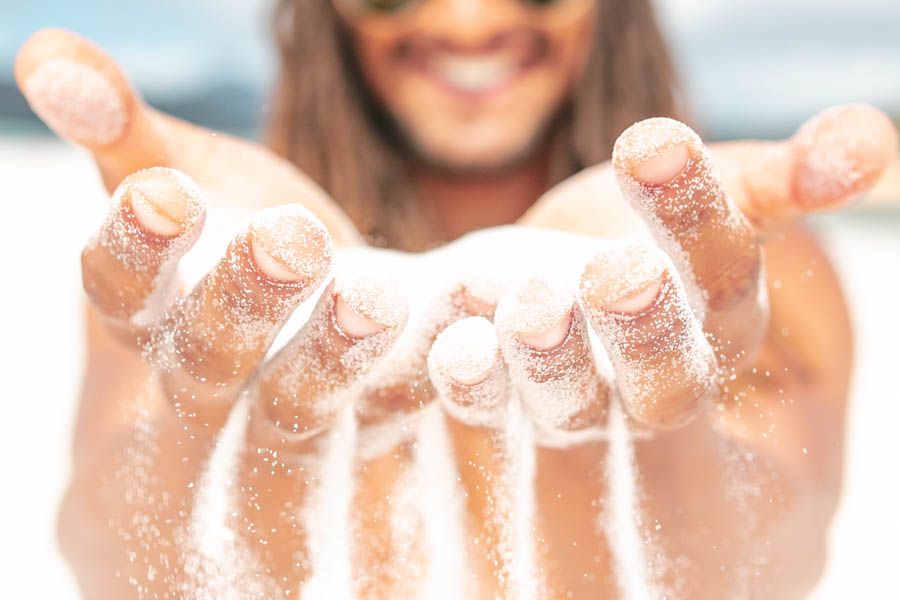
0, 0, 898, 597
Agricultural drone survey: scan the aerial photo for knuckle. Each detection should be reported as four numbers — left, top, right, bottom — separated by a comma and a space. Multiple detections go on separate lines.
629, 373, 714, 429
704, 246, 763, 312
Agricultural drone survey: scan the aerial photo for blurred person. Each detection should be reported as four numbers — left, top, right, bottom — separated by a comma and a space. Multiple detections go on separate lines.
14, 0, 897, 598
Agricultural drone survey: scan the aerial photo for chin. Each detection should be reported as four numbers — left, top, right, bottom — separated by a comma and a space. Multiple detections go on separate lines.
419, 144, 531, 174
404, 118, 549, 174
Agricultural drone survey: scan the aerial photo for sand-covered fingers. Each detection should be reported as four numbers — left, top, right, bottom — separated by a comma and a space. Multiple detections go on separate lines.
614, 118, 766, 367
580, 244, 717, 429
150, 205, 332, 423
347, 284, 499, 598
428, 317, 509, 428
81, 167, 205, 341
428, 317, 525, 597
250, 275, 408, 443
494, 277, 611, 443
233, 275, 407, 595
354, 280, 500, 450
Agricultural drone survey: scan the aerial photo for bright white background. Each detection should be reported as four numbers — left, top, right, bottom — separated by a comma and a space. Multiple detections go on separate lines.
1, 0, 898, 597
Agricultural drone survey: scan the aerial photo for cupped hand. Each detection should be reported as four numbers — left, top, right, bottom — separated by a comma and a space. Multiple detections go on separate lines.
513, 106, 897, 598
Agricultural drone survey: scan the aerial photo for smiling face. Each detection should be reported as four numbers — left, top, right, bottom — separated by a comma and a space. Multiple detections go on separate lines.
334, 0, 598, 171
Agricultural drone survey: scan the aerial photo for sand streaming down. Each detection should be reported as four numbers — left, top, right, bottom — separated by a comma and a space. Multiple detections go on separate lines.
507, 399, 539, 600
416, 405, 467, 600
110, 385, 167, 598
605, 401, 661, 598
301, 408, 356, 599
183, 399, 273, 599
135, 225, 690, 598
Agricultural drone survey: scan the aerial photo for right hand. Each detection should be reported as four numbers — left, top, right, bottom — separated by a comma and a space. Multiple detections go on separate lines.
17, 29, 531, 599
15, 28, 382, 598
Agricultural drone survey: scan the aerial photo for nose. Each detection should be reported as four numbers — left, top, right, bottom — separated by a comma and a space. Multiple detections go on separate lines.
409, 0, 527, 49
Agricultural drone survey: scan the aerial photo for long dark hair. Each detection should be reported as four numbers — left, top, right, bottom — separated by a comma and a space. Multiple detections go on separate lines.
269, 0, 682, 250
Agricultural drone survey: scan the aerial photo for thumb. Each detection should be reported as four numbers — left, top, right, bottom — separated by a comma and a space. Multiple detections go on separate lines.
718, 104, 898, 230
15, 28, 172, 191
16, 28, 365, 247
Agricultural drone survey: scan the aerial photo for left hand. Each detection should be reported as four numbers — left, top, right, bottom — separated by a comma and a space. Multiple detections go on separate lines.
493, 104, 896, 597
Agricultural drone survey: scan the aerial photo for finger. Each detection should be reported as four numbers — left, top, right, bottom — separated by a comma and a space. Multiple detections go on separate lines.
150, 205, 333, 424
234, 275, 406, 594
726, 104, 898, 227
15, 28, 169, 189
350, 440, 424, 599
427, 316, 518, 597
613, 117, 766, 366
347, 281, 500, 597
429, 316, 509, 428
494, 277, 611, 444
251, 275, 408, 441
493, 280, 614, 594
81, 167, 205, 341
355, 280, 500, 450
579, 244, 717, 429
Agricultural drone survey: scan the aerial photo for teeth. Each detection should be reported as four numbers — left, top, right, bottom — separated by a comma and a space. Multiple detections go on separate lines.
434, 55, 516, 92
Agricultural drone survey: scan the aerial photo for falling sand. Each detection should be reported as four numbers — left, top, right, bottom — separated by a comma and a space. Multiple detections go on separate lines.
113, 213, 689, 598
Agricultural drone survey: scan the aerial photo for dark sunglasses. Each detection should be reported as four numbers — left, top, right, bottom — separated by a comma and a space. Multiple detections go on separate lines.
344, 0, 565, 15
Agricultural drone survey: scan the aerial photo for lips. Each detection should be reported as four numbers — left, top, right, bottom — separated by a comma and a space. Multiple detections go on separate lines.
432, 54, 520, 93
397, 31, 547, 97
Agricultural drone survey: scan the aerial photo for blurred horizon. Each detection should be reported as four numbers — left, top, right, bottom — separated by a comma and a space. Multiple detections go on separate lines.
1, 0, 898, 140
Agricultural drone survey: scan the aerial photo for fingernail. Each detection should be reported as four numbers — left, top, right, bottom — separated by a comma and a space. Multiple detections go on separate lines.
604, 278, 663, 314
128, 193, 187, 243
430, 317, 499, 386
333, 275, 407, 338
495, 277, 575, 351
249, 207, 332, 283
334, 294, 387, 338
121, 168, 203, 238
632, 142, 690, 185
613, 117, 697, 186
517, 310, 572, 350
24, 57, 127, 146
250, 237, 303, 281
130, 189, 182, 236
580, 245, 667, 315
